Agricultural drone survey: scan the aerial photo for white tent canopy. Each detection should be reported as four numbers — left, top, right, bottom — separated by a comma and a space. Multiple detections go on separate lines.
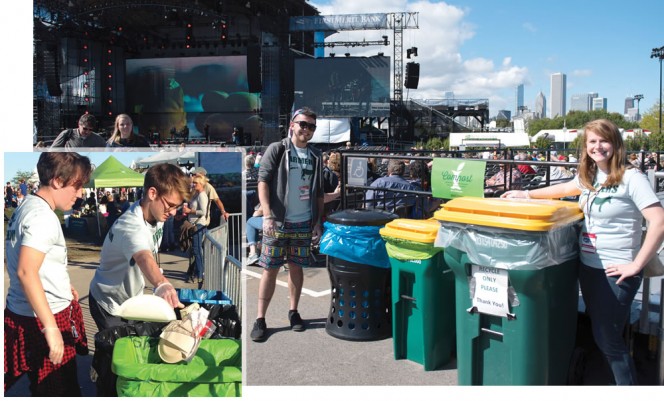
531, 129, 582, 144
135, 151, 196, 168
449, 132, 531, 149
309, 118, 351, 144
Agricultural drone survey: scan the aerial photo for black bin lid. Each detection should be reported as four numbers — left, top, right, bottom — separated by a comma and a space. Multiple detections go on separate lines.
326, 208, 398, 226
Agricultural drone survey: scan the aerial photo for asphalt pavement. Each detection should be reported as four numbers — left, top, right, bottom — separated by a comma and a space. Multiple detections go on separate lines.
244, 255, 458, 387
244, 251, 663, 393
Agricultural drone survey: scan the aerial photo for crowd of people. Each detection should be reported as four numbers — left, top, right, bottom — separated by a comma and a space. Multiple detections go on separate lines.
4, 152, 233, 395
10, 109, 664, 389
4, 179, 36, 209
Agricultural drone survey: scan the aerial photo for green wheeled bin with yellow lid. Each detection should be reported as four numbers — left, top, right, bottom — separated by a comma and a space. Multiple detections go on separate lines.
434, 197, 583, 385
380, 218, 456, 371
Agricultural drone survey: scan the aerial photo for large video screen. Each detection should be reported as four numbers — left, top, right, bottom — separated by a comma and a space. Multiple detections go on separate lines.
125, 56, 261, 142
294, 56, 391, 118
61, 69, 96, 105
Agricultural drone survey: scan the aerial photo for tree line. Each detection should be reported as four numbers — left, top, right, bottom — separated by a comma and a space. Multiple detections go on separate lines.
527, 103, 664, 151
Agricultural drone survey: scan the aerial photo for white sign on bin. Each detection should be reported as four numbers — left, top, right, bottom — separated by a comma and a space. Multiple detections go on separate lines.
471, 265, 510, 317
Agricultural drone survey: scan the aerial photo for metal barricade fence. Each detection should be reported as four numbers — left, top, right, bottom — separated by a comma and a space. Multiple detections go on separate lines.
203, 219, 242, 316
226, 212, 243, 261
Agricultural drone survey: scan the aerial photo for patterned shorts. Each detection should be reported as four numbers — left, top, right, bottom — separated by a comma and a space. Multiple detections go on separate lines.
259, 220, 312, 269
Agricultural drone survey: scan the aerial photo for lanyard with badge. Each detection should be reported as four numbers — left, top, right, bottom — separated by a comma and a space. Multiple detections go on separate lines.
580, 183, 601, 254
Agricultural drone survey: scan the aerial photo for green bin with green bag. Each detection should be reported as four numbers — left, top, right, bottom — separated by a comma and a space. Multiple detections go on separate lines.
435, 197, 583, 385
380, 218, 456, 371
112, 336, 242, 397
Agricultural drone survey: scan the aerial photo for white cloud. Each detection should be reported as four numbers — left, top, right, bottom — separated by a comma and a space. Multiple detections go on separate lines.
310, 0, 531, 112
572, 69, 592, 77
522, 22, 537, 33
464, 58, 494, 73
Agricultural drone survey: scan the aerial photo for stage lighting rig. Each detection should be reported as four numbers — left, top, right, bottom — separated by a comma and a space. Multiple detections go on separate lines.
313, 37, 390, 48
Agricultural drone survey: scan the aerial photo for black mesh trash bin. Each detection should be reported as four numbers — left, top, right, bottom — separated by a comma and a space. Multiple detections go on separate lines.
320, 209, 398, 341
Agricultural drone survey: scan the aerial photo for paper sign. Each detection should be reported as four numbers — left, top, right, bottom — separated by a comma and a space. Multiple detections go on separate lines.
347, 157, 367, 186
471, 265, 510, 317
431, 158, 486, 199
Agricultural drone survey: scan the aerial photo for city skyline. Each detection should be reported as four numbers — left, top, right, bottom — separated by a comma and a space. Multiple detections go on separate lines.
312, 0, 663, 119
3, 2, 664, 152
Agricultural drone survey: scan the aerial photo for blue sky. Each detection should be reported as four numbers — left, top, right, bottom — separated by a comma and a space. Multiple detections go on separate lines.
1, 1, 662, 151
311, 0, 664, 117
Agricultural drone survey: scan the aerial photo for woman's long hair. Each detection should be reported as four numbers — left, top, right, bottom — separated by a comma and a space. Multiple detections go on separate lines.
107, 114, 135, 145
577, 119, 628, 190
190, 175, 206, 202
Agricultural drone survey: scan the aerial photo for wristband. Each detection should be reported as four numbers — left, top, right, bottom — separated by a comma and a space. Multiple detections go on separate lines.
263, 215, 276, 220
41, 327, 59, 333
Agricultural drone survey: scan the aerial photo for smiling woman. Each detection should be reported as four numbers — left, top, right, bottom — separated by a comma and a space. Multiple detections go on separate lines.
502, 118, 664, 385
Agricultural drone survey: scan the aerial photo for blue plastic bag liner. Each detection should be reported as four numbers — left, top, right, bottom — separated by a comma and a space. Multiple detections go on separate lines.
435, 221, 580, 270
320, 222, 391, 268
177, 289, 232, 305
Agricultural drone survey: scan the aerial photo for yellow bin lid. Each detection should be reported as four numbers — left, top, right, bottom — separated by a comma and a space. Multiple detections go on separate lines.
379, 218, 441, 243
433, 197, 583, 231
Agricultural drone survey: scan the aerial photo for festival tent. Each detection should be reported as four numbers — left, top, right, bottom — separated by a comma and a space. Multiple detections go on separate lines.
84, 155, 145, 237
448, 131, 531, 149
530, 129, 581, 144
135, 151, 196, 169
309, 118, 351, 144
87, 155, 146, 188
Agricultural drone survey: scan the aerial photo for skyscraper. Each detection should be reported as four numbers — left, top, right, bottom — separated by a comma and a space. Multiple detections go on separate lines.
535, 91, 546, 119
515, 84, 524, 115
592, 97, 607, 111
624, 97, 634, 114
570, 93, 591, 112
551, 73, 566, 118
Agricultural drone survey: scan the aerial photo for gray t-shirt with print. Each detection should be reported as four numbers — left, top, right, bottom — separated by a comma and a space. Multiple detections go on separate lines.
285, 146, 313, 223
576, 168, 659, 269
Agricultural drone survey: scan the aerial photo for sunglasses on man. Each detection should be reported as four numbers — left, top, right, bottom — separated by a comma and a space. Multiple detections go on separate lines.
293, 120, 317, 131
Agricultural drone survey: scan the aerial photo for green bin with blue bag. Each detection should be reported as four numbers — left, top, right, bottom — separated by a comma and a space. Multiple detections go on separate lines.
435, 197, 583, 385
380, 218, 455, 371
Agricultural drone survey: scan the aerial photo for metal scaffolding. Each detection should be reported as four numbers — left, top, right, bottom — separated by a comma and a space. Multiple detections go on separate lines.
289, 12, 418, 101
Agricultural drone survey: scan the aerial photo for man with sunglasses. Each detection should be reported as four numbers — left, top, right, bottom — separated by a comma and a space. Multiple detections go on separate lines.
250, 107, 324, 342
51, 114, 106, 148
88, 163, 191, 331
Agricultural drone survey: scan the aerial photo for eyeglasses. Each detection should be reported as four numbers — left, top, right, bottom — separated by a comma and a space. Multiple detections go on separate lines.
159, 195, 182, 212
293, 120, 317, 131
80, 126, 94, 132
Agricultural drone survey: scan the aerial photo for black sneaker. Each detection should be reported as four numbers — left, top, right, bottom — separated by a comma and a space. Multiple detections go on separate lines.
250, 318, 267, 342
289, 310, 305, 332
